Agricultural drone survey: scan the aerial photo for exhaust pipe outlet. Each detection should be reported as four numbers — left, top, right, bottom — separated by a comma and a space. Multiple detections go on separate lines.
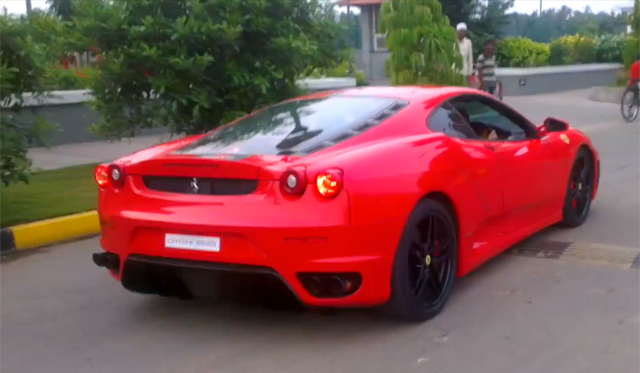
328, 276, 347, 296
307, 276, 322, 293
92, 252, 120, 272
92, 253, 106, 267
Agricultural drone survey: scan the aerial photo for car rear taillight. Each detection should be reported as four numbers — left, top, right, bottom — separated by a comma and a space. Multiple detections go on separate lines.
95, 163, 125, 189
94, 164, 109, 187
280, 167, 308, 197
315, 169, 343, 199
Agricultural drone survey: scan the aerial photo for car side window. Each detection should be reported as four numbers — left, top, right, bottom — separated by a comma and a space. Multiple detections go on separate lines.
450, 98, 533, 141
427, 103, 477, 139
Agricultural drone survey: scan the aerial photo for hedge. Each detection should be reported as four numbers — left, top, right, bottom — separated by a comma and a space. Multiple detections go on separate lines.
623, 36, 640, 68
497, 37, 549, 67
498, 33, 634, 68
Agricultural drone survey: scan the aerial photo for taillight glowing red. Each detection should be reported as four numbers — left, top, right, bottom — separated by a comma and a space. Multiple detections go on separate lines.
315, 169, 343, 199
280, 167, 307, 197
94, 164, 109, 187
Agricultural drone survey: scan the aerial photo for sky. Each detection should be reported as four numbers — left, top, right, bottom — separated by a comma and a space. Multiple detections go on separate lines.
0, 0, 635, 15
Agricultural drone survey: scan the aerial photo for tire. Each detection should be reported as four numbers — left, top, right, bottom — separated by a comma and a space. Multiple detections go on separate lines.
620, 86, 639, 123
559, 148, 594, 228
383, 198, 458, 322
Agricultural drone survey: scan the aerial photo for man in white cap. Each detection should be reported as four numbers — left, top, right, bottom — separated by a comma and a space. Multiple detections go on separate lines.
456, 22, 474, 86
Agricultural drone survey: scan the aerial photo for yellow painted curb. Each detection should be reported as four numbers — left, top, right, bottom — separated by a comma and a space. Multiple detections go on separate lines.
12, 211, 101, 251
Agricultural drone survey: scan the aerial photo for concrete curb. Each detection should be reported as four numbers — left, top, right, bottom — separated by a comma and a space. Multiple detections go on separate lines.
588, 86, 625, 104
0, 211, 100, 254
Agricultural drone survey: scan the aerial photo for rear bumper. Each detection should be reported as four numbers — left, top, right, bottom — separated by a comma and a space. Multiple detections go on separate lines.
101, 255, 369, 307
98, 227, 398, 307
97, 194, 404, 307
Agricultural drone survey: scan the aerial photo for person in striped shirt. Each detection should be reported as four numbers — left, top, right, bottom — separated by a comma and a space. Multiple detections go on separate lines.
477, 39, 498, 95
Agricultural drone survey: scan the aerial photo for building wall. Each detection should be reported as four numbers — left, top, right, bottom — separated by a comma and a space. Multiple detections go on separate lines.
357, 6, 372, 77
498, 64, 622, 96
370, 52, 391, 82
355, 5, 392, 81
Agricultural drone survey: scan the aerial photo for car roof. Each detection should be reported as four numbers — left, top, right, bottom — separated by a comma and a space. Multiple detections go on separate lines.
299, 85, 483, 102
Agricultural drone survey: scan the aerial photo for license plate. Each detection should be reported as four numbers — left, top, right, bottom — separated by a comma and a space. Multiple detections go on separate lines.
165, 234, 221, 252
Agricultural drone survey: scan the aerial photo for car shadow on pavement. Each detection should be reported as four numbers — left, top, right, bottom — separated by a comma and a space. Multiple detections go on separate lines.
119, 253, 517, 338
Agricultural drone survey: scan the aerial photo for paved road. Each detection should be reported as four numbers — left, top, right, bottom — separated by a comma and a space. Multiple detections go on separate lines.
2, 240, 638, 373
3, 91, 639, 373
504, 90, 640, 248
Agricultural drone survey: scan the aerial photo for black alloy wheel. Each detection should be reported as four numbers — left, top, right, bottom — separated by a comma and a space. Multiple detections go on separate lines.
408, 214, 454, 308
560, 148, 594, 228
385, 199, 458, 322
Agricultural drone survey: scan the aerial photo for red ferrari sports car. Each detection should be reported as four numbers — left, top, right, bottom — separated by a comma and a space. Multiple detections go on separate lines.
92, 86, 600, 321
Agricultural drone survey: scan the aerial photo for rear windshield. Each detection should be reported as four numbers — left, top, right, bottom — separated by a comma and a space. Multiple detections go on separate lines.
176, 96, 401, 156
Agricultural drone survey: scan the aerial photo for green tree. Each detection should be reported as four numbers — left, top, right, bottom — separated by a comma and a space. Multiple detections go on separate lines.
439, 0, 474, 27
0, 14, 54, 186
21, 9, 70, 61
380, 0, 465, 86
304, 0, 350, 77
470, 0, 515, 37
630, 0, 640, 36
503, 6, 629, 43
625, 0, 640, 68
468, 0, 515, 57
72, 0, 347, 138
47, 0, 76, 21
339, 12, 362, 50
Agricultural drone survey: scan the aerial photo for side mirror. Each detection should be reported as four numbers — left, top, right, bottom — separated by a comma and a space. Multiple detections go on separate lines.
544, 117, 569, 132
537, 117, 569, 137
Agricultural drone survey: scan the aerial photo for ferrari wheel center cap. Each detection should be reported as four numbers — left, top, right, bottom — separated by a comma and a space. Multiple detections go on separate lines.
425, 255, 432, 266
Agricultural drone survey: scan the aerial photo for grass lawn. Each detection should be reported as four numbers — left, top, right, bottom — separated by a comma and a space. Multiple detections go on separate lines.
0, 163, 99, 228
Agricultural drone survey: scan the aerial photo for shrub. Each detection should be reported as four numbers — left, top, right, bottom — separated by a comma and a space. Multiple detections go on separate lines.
594, 34, 627, 63
73, 0, 349, 138
497, 37, 550, 67
380, 0, 465, 86
623, 36, 640, 69
574, 36, 597, 63
43, 65, 98, 90
0, 14, 54, 186
550, 35, 578, 64
548, 41, 572, 65
549, 35, 597, 65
